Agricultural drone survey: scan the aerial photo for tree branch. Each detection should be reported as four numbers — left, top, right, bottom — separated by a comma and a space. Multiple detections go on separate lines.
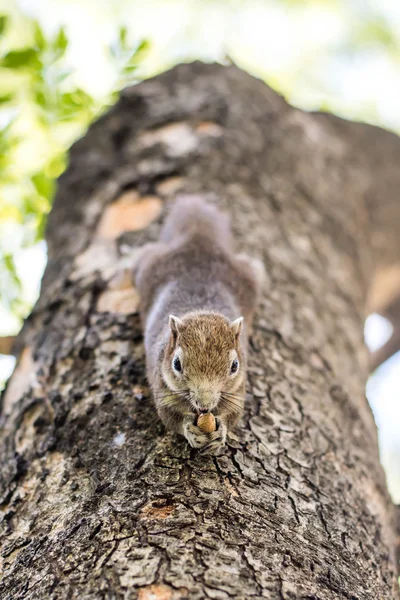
0, 335, 16, 356
370, 294, 400, 371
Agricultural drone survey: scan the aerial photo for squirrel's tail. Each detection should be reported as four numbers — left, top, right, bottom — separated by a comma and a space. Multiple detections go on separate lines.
160, 195, 233, 250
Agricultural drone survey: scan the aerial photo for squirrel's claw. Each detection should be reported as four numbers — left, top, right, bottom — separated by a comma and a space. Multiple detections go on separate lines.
183, 418, 227, 454
200, 418, 227, 455
183, 422, 211, 449
199, 438, 225, 456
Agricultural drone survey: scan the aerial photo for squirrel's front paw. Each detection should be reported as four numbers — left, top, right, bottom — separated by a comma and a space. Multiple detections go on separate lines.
200, 418, 227, 455
183, 422, 211, 449
183, 418, 227, 455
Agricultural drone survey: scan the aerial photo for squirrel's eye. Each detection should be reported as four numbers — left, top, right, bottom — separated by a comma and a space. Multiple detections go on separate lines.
173, 356, 182, 373
230, 359, 239, 374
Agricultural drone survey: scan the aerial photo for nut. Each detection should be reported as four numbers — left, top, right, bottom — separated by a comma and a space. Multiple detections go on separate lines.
197, 412, 216, 433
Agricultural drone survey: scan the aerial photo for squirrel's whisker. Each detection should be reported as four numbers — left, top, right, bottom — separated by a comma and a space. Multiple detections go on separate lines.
220, 395, 243, 411
158, 395, 188, 405
152, 390, 190, 400
222, 391, 244, 399
221, 391, 243, 401
221, 397, 243, 405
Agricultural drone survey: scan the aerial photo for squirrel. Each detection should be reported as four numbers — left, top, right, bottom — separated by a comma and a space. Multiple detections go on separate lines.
133, 195, 263, 454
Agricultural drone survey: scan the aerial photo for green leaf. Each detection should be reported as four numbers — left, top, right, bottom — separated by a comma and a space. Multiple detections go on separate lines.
34, 87, 47, 109
34, 21, 46, 51
0, 251, 26, 315
0, 15, 7, 36
0, 203, 22, 222
36, 212, 47, 242
354, 19, 397, 50
22, 197, 38, 216
134, 39, 150, 55
1, 48, 41, 70
126, 40, 149, 67
31, 171, 54, 201
110, 26, 128, 58
119, 26, 128, 49
57, 88, 94, 120
45, 154, 66, 178
3, 253, 21, 288
0, 93, 13, 104
54, 27, 68, 59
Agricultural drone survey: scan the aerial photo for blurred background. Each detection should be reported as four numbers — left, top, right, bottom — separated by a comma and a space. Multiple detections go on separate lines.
0, 0, 399, 501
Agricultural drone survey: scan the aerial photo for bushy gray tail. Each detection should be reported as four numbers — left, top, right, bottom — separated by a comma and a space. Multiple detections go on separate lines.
160, 195, 233, 250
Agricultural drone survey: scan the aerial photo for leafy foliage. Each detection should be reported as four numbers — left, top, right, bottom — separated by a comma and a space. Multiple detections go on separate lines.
0, 9, 148, 329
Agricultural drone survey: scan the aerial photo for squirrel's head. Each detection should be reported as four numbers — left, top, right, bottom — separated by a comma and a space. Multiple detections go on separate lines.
161, 312, 246, 414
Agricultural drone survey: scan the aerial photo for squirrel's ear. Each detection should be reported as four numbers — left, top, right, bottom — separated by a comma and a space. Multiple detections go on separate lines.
169, 315, 183, 335
230, 317, 243, 339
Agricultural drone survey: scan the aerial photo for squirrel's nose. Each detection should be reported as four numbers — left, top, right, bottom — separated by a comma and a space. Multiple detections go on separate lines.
195, 389, 220, 411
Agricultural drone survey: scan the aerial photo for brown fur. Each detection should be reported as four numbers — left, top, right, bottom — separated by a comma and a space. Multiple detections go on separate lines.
133, 195, 263, 453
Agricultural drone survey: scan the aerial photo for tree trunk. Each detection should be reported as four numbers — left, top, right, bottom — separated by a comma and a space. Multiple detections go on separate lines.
0, 62, 399, 600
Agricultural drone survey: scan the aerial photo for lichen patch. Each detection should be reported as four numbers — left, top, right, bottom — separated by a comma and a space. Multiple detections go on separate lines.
96, 192, 163, 239
139, 122, 197, 157
71, 241, 118, 281
96, 287, 139, 314
156, 176, 185, 197
195, 121, 223, 137
140, 500, 175, 520
108, 268, 134, 291
96, 263, 140, 314
138, 584, 188, 600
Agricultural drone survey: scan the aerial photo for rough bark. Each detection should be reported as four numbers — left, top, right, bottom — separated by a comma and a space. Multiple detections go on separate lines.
1, 62, 399, 600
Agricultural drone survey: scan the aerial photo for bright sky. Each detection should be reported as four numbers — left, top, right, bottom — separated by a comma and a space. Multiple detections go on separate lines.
1, 0, 399, 500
